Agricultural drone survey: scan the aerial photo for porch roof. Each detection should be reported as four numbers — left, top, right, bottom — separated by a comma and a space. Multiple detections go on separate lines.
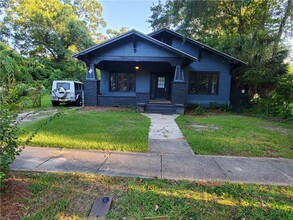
72, 29, 197, 64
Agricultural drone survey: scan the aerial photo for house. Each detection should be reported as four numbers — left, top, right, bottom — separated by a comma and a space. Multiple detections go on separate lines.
73, 28, 246, 113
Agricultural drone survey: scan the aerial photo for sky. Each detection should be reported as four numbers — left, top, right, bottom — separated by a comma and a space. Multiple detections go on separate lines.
100, 0, 160, 34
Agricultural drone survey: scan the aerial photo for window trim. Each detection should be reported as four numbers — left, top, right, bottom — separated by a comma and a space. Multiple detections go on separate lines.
109, 72, 136, 92
189, 71, 220, 95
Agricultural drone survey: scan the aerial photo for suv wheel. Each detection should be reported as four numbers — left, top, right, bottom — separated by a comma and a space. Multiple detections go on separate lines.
52, 101, 60, 106
75, 97, 82, 106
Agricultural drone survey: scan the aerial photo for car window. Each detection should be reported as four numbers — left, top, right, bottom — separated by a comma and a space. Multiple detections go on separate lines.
57, 83, 70, 90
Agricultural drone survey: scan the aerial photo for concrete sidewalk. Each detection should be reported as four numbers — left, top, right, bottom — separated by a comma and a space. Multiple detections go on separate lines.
11, 146, 293, 186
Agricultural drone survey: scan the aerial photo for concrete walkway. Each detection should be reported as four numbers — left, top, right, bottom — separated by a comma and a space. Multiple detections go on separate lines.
10, 113, 293, 186
143, 113, 194, 155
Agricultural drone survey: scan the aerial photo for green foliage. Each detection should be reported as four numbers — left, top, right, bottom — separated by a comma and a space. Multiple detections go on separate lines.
207, 102, 231, 112
1, 0, 95, 90
0, 107, 21, 188
250, 73, 293, 119
193, 105, 205, 115
64, 0, 106, 41
149, 0, 292, 45
219, 104, 231, 112
106, 27, 128, 38
0, 43, 30, 110
1, 0, 98, 61
208, 102, 218, 109
29, 82, 44, 108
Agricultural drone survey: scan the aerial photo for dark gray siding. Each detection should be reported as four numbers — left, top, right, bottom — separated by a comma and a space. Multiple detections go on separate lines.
172, 37, 231, 105
98, 96, 136, 107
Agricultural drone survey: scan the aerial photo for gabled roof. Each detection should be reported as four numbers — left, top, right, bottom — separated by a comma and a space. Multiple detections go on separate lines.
149, 28, 247, 65
72, 29, 197, 62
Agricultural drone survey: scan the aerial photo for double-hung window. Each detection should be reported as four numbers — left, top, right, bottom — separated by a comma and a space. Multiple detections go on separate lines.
189, 72, 219, 95
110, 73, 135, 92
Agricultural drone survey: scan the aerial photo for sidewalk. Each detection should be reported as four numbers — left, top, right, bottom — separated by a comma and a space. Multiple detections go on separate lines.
11, 146, 293, 185
11, 113, 293, 186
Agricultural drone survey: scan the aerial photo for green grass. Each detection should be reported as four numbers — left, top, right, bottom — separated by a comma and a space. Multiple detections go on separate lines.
2, 172, 292, 219
20, 109, 150, 152
176, 113, 293, 158
39, 93, 52, 108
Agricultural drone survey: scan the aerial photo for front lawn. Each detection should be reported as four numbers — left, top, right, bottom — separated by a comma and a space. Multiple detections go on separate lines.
20, 109, 150, 152
1, 172, 292, 219
176, 113, 293, 158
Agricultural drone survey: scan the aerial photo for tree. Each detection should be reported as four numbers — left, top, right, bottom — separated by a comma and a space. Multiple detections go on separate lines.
63, 0, 106, 41
149, 0, 292, 45
0, 0, 98, 62
106, 27, 128, 38
272, 0, 293, 56
148, 0, 292, 97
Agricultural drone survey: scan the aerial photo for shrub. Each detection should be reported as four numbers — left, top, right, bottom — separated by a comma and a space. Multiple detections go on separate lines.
251, 91, 292, 119
0, 107, 21, 188
208, 102, 218, 109
194, 105, 205, 115
219, 104, 232, 112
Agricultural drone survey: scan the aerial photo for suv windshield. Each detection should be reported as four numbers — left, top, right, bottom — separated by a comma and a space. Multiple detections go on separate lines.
56, 82, 70, 90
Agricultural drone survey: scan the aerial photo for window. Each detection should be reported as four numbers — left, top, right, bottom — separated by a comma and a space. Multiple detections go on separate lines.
74, 83, 83, 91
189, 72, 219, 95
57, 82, 70, 90
110, 73, 135, 92
157, 77, 165, 88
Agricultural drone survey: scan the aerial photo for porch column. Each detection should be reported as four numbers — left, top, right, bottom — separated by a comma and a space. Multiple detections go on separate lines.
174, 65, 184, 82
172, 66, 187, 110
84, 64, 98, 106
86, 64, 97, 80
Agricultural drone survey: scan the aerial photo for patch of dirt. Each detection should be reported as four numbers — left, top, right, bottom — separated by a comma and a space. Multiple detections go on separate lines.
189, 124, 220, 131
261, 125, 292, 135
16, 109, 58, 123
82, 106, 133, 112
0, 175, 31, 220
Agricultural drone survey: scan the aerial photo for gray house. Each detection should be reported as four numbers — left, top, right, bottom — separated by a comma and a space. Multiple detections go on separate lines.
73, 28, 246, 113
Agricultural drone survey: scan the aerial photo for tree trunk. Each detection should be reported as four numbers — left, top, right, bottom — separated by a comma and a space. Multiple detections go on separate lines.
272, 0, 292, 56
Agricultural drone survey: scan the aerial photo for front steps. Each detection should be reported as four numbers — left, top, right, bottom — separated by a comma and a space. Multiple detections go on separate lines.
145, 103, 177, 114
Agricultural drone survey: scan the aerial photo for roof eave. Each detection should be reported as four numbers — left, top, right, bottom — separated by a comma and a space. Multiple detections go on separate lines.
73, 29, 197, 62
148, 28, 247, 66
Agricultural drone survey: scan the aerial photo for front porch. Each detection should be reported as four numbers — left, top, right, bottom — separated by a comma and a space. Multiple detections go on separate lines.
85, 60, 188, 113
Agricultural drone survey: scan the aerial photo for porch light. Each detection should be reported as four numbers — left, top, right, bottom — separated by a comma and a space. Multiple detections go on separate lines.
134, 66, 140, 70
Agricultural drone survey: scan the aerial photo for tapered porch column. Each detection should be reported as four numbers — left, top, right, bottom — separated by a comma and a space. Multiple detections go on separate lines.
172, 66, 187, 112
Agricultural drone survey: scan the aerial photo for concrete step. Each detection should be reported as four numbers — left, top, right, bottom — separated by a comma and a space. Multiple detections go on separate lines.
145, 103, 176, 114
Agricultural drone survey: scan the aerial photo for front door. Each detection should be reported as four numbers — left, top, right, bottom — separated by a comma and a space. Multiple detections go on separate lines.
151, 73, 170, 100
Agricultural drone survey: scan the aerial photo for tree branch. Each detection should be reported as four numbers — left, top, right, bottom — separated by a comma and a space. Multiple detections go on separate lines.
272, 0, 292, 56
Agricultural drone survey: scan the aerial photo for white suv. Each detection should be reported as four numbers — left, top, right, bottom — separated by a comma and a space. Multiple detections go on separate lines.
51, 80, 84, 106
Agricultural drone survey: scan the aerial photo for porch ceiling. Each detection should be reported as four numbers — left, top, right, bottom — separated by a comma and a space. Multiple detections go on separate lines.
97, 61, 175, 72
